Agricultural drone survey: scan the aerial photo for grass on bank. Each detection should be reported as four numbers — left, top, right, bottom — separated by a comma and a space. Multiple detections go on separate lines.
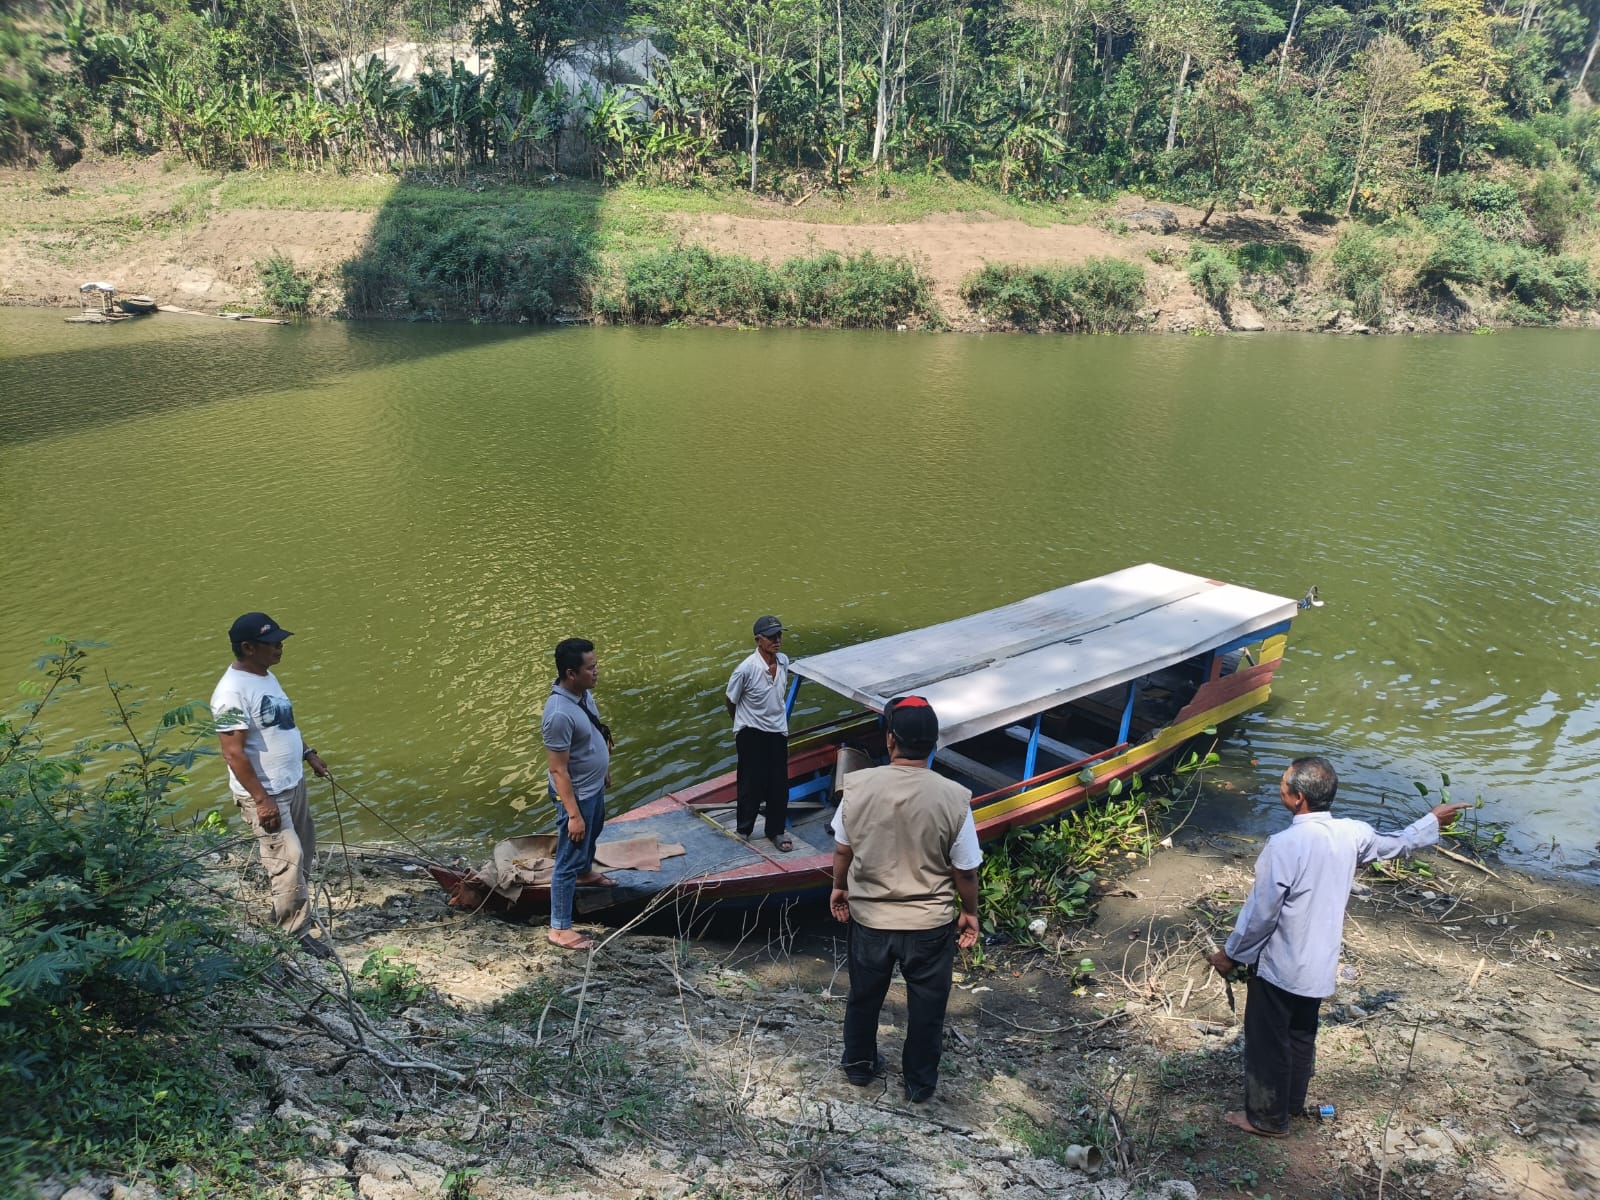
959, 258, 1148, 331
599, 245, 937, 328
211, 168, 1083, 228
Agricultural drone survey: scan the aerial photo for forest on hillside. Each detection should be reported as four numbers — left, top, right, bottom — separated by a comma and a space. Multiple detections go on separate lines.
4, 0, 1599, 216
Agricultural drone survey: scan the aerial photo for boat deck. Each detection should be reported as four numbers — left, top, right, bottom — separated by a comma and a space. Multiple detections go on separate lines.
591, 800, 835, 911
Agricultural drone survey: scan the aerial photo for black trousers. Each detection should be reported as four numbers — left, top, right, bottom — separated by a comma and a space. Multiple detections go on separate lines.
1242, 972, 1322, 1133
735, 727, 789, 839
841, 920, 958, 1096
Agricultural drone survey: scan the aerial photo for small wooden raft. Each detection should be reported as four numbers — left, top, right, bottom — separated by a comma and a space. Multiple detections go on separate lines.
158, 305, 287, 325
65, 310, 133, 324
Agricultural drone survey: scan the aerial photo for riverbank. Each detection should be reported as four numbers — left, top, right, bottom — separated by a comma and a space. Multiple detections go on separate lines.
27, 822, 1600, 1200
4, 157, 1597, 334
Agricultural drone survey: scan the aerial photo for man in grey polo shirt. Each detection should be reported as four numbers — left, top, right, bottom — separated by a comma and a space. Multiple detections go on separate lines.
1208, 756, 1468, 1135
542, 637, 613, 951
830, 695, 982, 1103
725, 614, 792, 850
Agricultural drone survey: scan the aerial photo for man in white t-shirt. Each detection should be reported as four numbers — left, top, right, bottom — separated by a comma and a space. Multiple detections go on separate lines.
830, 695, 982, 1103
724, 614, 792, 850
210, 611, 334, 960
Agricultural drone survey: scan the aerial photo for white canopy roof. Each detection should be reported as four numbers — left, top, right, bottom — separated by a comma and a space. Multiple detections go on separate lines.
791, 563, 1297, 748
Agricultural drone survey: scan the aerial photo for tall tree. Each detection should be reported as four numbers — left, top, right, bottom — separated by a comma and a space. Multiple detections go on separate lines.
1130, 0, 1232, 153
1339, 31, 1422, 215
654, 0, 811, 188
1406, 0, 1506, 184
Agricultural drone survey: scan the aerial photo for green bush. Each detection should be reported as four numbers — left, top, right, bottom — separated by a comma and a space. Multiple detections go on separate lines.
1494, 247, 1595, 321
255, 252, 312, 314
959, 258, 1146, 332
0, 641, 251, 1187
1329, 226, 1392, 325
609, 246, 936, 328
1417, 209, 1493, 290
1234, 241, 1311, 281
1488, 118, 1553, 168
1186, 245, 1240, 309
1525, 170, 1586, 252
342, 208, 596, 321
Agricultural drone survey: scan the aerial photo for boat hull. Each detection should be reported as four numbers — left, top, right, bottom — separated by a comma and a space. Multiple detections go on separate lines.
430, 632, 1289, 920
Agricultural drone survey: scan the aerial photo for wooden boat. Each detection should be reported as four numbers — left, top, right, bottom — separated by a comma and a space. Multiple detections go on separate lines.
430, 564, 1302, 919
117, 294, 158, 315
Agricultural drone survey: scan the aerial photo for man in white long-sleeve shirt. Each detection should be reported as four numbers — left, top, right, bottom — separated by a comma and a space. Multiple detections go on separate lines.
1208, 756, 1468, 1136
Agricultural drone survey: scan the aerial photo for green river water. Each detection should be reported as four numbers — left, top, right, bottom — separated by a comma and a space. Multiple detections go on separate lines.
3, 308, 1598, 874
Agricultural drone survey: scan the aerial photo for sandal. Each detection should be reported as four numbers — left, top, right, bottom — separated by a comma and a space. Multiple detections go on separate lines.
576, 872, 617, 887
774, 835, 794, 852
548, 930, 595, 952
1223, 1111, 1288, 1138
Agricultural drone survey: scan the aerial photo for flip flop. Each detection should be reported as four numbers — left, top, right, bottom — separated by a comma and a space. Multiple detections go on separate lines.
774, 835, 794, 852
548, 931, 595, 952
576, 873, 618, 887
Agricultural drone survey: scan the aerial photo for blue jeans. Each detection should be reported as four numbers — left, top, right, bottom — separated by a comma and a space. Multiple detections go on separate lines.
550, 788, 605, 930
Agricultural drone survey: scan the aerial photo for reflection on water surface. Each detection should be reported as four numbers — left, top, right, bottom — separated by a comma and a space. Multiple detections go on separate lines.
2, 309, 1598, 875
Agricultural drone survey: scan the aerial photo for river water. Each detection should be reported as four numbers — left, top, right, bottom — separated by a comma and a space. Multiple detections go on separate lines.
3, 308, 1598, 875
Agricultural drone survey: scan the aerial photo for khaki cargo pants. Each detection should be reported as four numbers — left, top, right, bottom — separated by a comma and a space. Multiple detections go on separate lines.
239, 779, 316, 936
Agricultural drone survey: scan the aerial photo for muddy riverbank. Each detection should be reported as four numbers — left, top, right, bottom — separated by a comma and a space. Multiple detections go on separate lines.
28, 820, 1600, 1200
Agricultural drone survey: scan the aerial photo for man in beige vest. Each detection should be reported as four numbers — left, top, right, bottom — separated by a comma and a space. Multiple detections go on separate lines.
830, 695, 982, 1103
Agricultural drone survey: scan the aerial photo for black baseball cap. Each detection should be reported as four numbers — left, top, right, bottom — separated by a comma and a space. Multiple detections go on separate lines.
229, 612, 293, 645
886, 695, 939, 747
753, 615, 783, 638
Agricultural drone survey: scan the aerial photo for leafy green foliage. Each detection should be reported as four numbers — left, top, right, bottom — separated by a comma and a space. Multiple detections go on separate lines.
605, 246, 936, 328
343, 203, 595, 321
959, 259, 1147, 332
355, 949, 427, 1013
1416, 208, 1493, 290
1494, 247, 1595, 321
1186, 245, 1241, 309
978, 777, 1168, 947
1329, 227, 1393, 324
255, 252, 312, 314
1233, 242, 1310, 281
0, 641, 255, 1188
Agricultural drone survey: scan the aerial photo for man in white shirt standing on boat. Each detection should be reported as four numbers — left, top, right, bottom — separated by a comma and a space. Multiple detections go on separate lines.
725, 614, 792, 851
1208, 755, 1468, 1136
830, 695, 982, 1103
210, 611, 335, 960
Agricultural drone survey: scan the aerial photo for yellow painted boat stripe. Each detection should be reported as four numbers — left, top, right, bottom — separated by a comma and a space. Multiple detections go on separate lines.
972, 682, 1273, 824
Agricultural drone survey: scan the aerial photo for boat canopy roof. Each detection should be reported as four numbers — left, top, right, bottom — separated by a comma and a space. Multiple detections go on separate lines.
79, 281, 116, 293
790, 563, 1297, 748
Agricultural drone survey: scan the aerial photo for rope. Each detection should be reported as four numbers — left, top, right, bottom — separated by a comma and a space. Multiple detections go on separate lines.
319, 772, 450, 868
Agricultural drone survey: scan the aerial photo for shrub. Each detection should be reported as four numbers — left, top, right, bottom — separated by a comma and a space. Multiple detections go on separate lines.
611, 247, 936, 328
1488, 118, 1553, 168
1234, 241, 1310, 281
1416, 209, 1493, 290
1186, 245, 1240, 309
1329, 226, 1392, 324
959, 258, 1146, 332
1494, 247, 1595, 321
255, 252, 312, 314
0, 641, 251, 1187
342, 208, 595, 321
1525, 169, 1586, 252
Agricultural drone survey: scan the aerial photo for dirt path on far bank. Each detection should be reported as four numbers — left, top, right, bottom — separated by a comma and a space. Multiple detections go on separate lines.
671, 210, 1209, 326
39, 827, 1599, 1200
